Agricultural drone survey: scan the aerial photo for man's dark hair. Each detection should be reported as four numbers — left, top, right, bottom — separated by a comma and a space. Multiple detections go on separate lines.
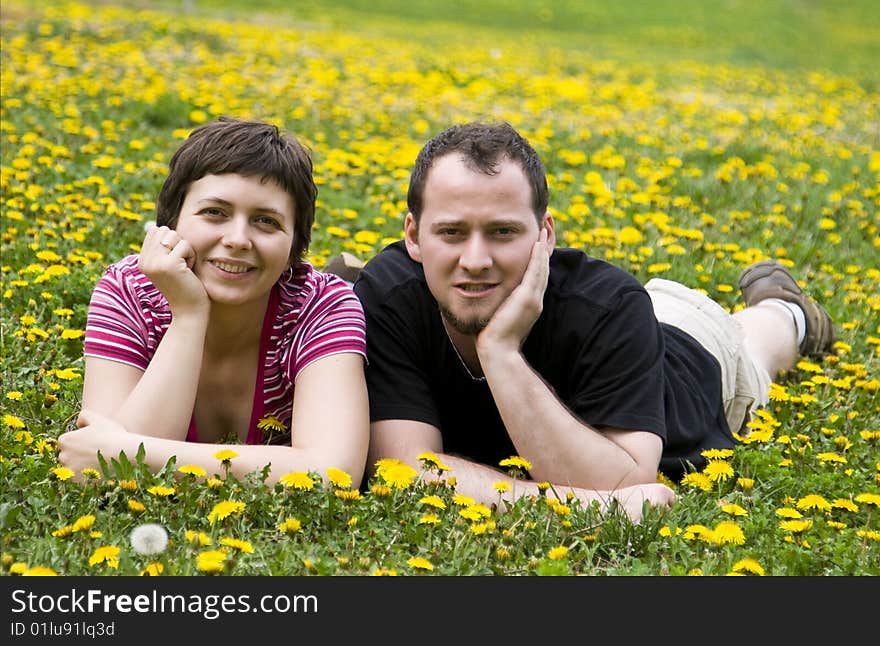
406, 121, 549, 224
156, 116, 317, 264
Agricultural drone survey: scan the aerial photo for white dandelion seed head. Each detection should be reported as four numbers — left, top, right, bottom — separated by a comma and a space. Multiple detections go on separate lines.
130, 523, 169, 555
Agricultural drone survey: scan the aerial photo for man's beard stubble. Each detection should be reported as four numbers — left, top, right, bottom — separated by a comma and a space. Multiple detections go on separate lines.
439, 304, 490, 336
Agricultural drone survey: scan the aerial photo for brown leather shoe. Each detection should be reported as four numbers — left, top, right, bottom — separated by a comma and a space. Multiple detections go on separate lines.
738, 260, 836, 357
323, 252, 364, 284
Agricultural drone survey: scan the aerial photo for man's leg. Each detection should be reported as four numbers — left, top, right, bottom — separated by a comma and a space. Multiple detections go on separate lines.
735, 260, 836, 379
732, 304, 799, 380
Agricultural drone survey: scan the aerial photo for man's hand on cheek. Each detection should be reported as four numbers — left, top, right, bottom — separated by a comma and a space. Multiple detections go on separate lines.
477, 230, 550, 354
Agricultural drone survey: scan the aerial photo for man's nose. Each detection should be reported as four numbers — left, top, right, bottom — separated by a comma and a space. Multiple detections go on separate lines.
458, 234, 491, 272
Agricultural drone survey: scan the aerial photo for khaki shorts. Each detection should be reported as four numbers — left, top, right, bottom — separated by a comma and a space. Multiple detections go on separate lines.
644, 278, 771, 434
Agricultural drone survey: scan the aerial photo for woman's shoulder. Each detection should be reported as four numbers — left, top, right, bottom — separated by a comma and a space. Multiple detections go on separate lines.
97, 254, 166, 306
275, 262, 362, 317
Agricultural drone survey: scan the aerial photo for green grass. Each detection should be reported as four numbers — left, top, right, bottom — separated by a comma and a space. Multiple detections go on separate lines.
154, 0, 880, 85
1, 0, 878, 576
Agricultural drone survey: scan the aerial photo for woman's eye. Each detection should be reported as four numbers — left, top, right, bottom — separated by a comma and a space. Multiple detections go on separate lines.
256, 216, 281, 228
201, 207, 225, 217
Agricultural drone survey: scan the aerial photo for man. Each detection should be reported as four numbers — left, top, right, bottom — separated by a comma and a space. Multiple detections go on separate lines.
352, 122, 835, 522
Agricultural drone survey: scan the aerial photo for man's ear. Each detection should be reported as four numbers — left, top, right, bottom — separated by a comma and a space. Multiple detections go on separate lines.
542, 211, 556, 251
403, 212, 422, 263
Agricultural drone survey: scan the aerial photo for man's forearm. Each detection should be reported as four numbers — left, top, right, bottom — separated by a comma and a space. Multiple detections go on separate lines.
477, 348, 645, 490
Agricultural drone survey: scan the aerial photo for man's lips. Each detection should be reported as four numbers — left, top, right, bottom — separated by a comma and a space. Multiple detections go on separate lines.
453, 282, 498, 297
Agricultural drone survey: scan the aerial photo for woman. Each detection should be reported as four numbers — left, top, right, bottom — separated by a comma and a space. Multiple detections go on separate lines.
59, 117, 369, 487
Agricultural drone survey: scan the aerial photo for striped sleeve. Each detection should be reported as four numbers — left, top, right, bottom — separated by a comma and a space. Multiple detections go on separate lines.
286, 273, 367, 379
83, 258, 160, 371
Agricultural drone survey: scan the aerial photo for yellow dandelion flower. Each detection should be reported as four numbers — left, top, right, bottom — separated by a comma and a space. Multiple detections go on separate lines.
701, 448, 734, 460
768, 383, 790, 401
470, 521, 496, 535
177, 464, 207, 478
406, 556, 433, 571
213, 449, 239, 462
279, 472, 315, 490
682, 524, 714, 541
207, 478, 224, 488
680, 472, 712, 491
119, 479, 138, 491
548, 546, 569, 560
51, 467, 74, 481
816, 452, 847, 464
731, 558, 765, 576
499, 455, 533, 471
335, 489, 361, 501
416, 452, 450, 472
207, 500, 246, 523
23, 566, 58, 576
146, 485, 175, 497
736, 477, 755, 491
140, 562, 164, 576
371, 568, 398, 576
720, 503, 748, 517
128, 500, 145, 513
855, 493, 880, 507
51, 368, 80, 381
712, 521, 746, 545
377, 459, 418, 489
88, 546, 120, 568
196, 550, 227, 573
796, 494, 832, 511
81, 468, 101, 480
327, 467, 352, 489
856, 530, 880, 542
185, 530, 212, 546
278, 517, 303, 534
419, 514, 441, 525
71, 515, 95, 532
452, 494, 476, 506
494, 481, 511, 493
10, 562, 27, 575
776, 507, 802, 519
459, 504, 492, 522
220, 537, 254, 553
257, 415, 286, 433
418, 495, 446, 510
704, 460, 734, 482
370, 483, 392, 497
780, 519, 813, 533
51, 525, 74, 538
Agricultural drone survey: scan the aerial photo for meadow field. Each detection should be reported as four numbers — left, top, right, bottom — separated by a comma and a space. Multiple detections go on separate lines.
1, 0, 878, 576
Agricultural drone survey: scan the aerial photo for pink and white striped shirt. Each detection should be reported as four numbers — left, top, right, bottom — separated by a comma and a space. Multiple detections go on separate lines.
84, 254, 367, 444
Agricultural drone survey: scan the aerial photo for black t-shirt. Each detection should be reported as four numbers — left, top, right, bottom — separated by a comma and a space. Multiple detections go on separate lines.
354, 241, 735, 480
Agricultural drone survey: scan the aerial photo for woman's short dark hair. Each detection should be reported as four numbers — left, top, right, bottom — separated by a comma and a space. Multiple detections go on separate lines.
156, 117, 317, 264
406, 121, 549, 224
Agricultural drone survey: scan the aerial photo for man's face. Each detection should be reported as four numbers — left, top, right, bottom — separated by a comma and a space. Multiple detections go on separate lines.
405, 153, 554, 336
